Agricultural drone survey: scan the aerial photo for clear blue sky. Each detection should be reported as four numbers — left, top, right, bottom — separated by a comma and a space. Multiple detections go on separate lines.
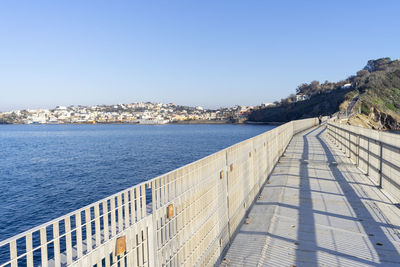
1, 0, 399, 111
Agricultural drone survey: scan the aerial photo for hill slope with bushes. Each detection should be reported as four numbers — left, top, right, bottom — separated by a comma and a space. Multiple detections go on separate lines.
248, 57, 400, 130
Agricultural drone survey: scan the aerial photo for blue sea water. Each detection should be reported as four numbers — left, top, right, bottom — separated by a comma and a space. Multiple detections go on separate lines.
0, 124, 274, 241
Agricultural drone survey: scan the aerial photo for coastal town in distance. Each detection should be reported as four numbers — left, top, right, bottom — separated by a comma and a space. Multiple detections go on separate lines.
0, 82, 348, 125
0, 102, 262, 125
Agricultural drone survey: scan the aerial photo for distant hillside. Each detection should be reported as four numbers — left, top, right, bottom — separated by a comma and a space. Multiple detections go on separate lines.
248, 88, 351, 122
248, 57, 400, 130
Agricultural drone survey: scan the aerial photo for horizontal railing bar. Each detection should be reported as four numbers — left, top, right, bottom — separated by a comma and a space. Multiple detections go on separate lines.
327, 121, 400, 205
328, 126, 400, 172
328, 123, 400, 151
328, 133, 385, 159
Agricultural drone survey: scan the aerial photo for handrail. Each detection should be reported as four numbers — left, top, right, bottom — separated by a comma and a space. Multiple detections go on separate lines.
328, 122, 400, 151
327, 121, 400, 203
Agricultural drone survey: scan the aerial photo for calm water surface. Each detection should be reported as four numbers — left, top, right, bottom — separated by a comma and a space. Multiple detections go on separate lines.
0, 124, 274, 241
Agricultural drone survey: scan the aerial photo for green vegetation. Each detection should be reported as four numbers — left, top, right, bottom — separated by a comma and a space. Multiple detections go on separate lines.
249, 57, 400, 130
386, 103, 396, 112
350, 58, 400, 129
249, 88, 351, 122
360, 103, 370, 115
0, 113, 21, 124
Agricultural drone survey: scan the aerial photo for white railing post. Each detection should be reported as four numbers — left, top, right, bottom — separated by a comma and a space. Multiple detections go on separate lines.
147, 215, 157, 267
379, 141, 383, 188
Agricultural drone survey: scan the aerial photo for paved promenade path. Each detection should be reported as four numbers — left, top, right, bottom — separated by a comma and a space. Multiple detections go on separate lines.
222, 126, 400, 266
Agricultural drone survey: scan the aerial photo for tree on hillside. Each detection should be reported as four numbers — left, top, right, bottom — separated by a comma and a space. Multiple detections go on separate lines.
296, 83, 309, 94
364, 57, 392, 72
295, 81, 321, 95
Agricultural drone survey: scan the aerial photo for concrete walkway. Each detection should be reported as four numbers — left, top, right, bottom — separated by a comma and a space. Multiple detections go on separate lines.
222, 126, 400, 266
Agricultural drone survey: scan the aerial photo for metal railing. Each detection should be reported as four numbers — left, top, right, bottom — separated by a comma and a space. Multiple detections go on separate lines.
327, 122, 400, 202
0, 118, 318, 267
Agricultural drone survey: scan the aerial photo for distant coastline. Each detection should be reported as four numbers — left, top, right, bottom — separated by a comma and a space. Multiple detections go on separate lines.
245, 121, 284, 125
0, 120, 287, 126
172, 119, 233, 124
0, 120, 236, 125
0, 102, 252, 125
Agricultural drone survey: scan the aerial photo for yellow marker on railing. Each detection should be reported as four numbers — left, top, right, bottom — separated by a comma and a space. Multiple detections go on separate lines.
167, 204, 174, 219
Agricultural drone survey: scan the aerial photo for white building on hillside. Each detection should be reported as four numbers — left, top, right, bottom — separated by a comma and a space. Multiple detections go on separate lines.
296, 94, 310, 102
261, 103, 273, 108
341, 83, 352, 89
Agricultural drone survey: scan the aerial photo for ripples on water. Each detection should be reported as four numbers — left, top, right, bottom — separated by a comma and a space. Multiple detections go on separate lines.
0, 124, 274, 240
